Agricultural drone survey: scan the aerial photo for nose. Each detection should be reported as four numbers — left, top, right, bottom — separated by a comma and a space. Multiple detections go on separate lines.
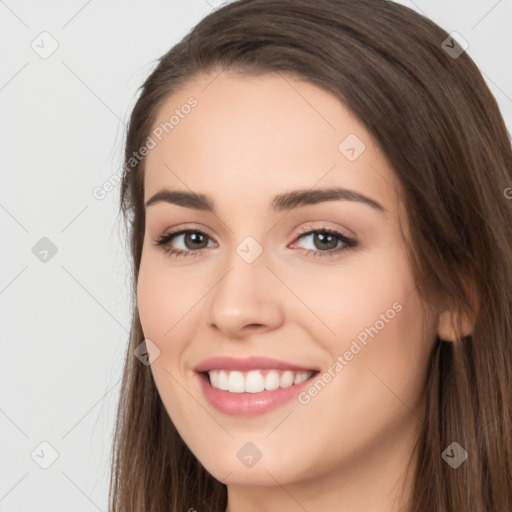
206, 248, 285, 339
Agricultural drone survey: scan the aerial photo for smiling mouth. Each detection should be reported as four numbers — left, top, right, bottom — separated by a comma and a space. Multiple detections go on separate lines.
202, 368, 319, 393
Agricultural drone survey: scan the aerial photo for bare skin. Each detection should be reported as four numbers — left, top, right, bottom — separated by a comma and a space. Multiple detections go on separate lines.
136, 70, 462, 511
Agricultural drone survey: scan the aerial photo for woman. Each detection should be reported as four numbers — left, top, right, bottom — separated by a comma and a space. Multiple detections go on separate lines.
110, 0, 512, 510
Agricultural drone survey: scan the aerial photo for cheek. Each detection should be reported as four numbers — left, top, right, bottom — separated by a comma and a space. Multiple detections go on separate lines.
302, 244, 435, 403
314, 253, 434, 428
136, 263, 166, 343
136, 260, 200, 429
286, 245, 418, 350
136, 255, 197, 350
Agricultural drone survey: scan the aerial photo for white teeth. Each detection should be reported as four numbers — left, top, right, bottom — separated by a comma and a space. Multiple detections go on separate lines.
207, 369, 314, 393
228, 370, 245, 393
280, 370, 294, 388
294, 371, 310, 385
245, 370, 265, 393
218, 370, 229, 391
264, 370, 280, 391
209, 370, 220, 388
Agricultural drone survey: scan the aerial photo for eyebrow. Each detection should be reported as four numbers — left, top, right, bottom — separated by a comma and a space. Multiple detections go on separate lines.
144, 187, 386, 214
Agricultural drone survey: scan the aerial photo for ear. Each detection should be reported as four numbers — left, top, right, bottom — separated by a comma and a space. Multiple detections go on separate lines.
437, 309, 475, 342
437, 271, 479, 342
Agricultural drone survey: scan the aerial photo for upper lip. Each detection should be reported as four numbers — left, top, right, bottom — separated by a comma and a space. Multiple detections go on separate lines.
193, 356, 320, 373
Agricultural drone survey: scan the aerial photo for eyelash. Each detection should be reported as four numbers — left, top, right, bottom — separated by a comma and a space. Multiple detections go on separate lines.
152, 224, 357, 260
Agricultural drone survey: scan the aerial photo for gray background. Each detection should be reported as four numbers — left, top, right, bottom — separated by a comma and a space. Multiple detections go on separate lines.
1, 0, 511, 510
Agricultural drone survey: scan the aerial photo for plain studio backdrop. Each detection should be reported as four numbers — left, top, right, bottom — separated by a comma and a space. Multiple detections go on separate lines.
1, 0, 511, 510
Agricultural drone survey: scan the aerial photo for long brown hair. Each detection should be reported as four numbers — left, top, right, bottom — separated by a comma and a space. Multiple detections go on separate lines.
111, 1, 512, 510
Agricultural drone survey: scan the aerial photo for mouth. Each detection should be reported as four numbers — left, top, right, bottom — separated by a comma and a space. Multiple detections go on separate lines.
193, 356, 321, 416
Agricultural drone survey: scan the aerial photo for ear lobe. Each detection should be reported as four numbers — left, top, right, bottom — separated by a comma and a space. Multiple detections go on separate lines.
437, 309, 475, 342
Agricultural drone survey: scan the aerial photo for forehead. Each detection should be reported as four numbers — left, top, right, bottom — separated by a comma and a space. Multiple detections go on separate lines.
143, 70, 400, 215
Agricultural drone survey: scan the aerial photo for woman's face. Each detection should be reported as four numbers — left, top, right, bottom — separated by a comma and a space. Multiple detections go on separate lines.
137, 70, 439, 495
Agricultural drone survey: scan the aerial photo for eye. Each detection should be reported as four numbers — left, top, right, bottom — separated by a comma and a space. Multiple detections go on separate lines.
291, 225, 357, 258
152, 228, 216, 258
152, 224, 357, 259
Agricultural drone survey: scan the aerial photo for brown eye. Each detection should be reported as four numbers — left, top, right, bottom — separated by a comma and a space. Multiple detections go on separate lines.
181, 232, 209, 250
292, 227, 357, 258
153, 229, 215, 258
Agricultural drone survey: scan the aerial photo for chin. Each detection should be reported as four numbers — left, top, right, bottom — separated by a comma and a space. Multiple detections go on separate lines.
186, 437, 307, 488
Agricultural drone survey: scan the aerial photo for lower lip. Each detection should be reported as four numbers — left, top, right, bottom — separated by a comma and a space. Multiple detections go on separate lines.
195, 371, 318, 416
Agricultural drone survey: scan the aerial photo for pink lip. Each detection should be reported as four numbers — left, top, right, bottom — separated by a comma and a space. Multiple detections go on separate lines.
193, 355, 319, 373
193, 356, 320, 416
